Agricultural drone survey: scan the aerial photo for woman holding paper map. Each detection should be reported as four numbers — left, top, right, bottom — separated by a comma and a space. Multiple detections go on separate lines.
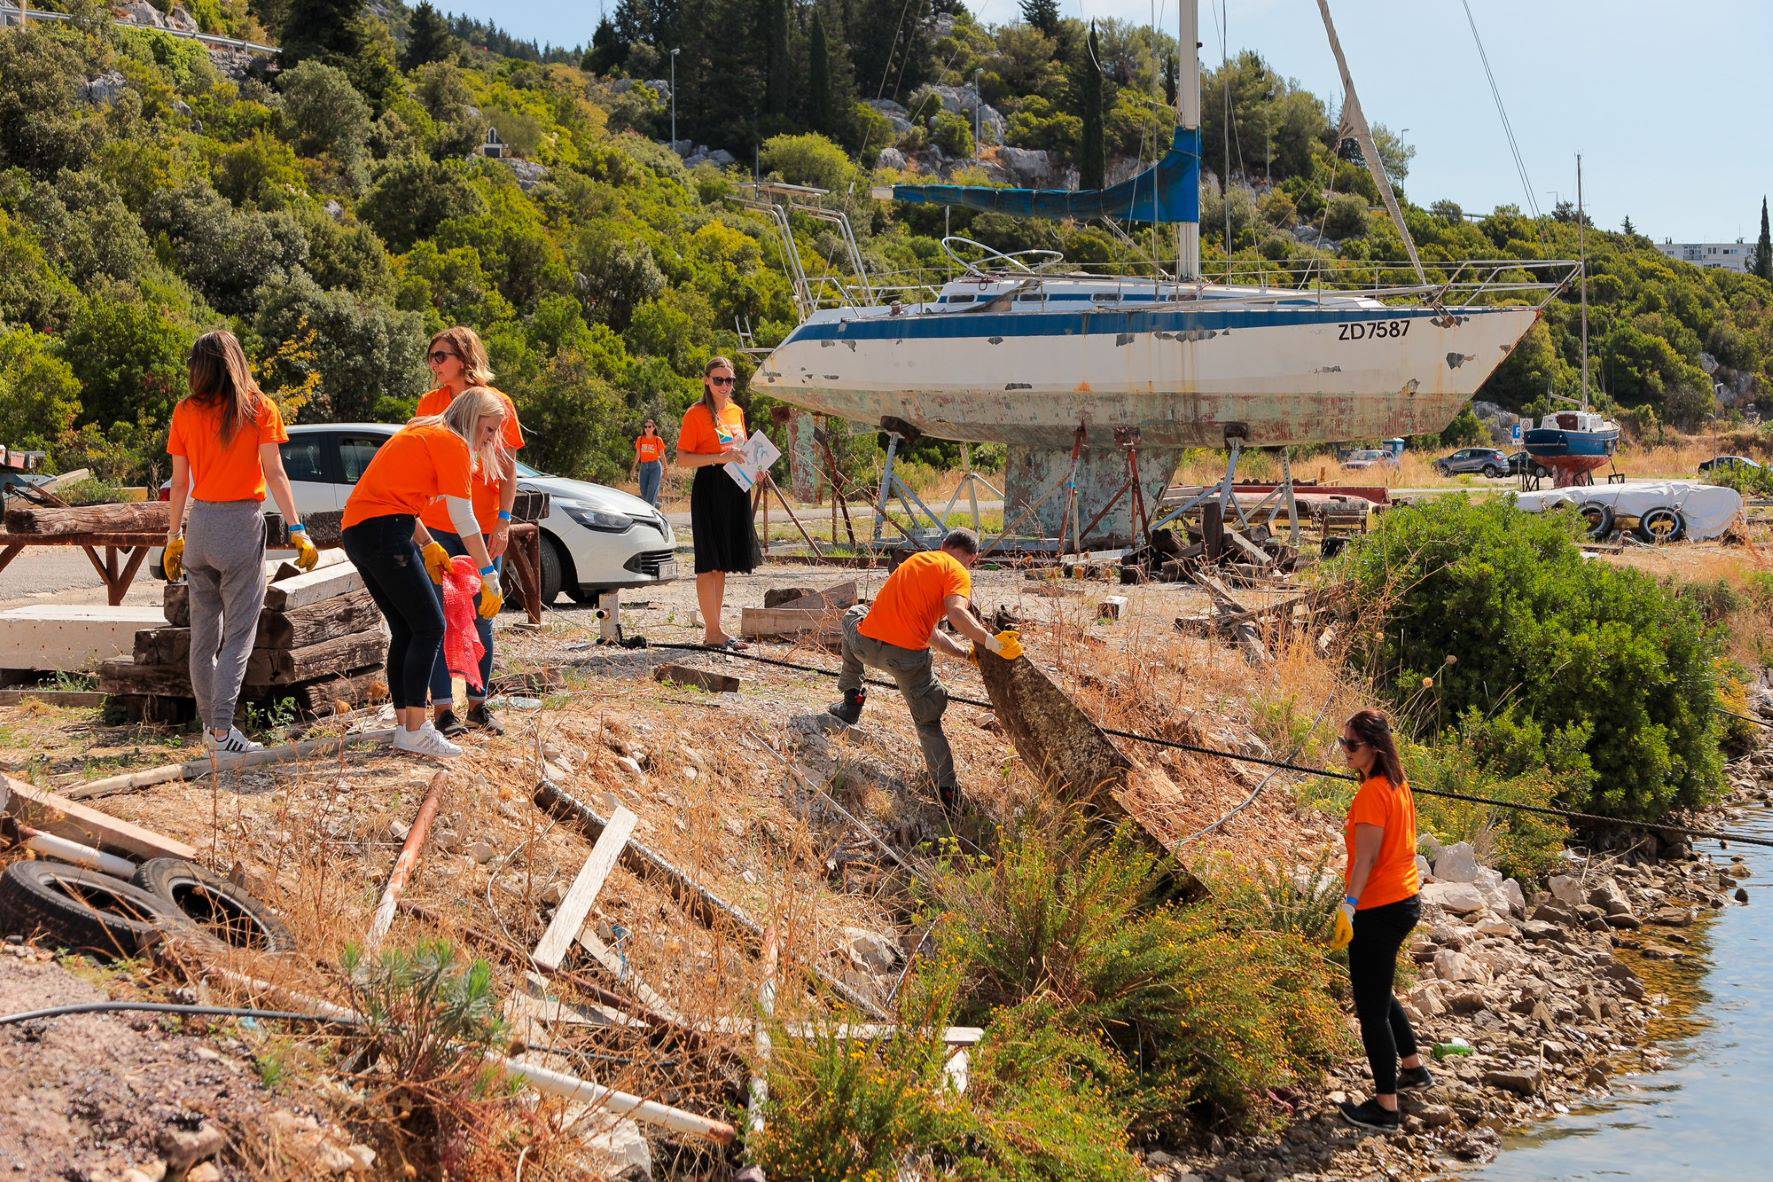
677, 356, 760, 650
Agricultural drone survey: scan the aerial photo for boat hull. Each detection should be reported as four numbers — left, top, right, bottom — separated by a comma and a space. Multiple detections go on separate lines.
756, 302, 1541, 448
1523, 426, 1620, 486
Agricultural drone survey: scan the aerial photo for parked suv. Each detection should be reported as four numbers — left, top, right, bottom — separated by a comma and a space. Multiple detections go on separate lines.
157, 423, 677, 606
1507, 451, 1553, 479
1434, 447, 1509, 478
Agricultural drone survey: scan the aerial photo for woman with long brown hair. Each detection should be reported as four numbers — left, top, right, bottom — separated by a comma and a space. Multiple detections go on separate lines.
340, 388, 507, 760
164, 330, 316, 754
675, 356, 758, 649
1334, 707, 1432, 1132
414, 327, 524, 736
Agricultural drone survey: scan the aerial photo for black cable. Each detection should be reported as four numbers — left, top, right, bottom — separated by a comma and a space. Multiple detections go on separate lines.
1716, 706, 1773, 729
647, 641, 1773, 849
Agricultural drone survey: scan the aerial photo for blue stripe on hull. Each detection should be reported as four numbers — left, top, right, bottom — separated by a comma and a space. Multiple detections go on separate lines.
785, 304, 1509, 345
1522, 429, 1618, 459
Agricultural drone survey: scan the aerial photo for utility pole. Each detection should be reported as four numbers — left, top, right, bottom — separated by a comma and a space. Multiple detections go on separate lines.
669, 47, 680, 147
973, 68, 982, 154
1577, 154, 1589, 409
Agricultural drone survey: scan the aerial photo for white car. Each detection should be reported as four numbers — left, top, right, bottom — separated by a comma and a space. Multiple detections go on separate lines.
159, 423, 678, 605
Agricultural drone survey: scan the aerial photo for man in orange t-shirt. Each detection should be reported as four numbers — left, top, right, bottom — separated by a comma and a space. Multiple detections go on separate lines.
826, 529, 1021, 812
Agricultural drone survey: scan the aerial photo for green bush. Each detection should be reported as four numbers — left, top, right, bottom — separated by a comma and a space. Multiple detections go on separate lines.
1340, 496, 1725, 820
0, 328, 82, 448
930, 821, 1345, 1136
929, 111, 975, 159
1403, 711, 1574, 878
759, 132, 856, 194
1323, 193, 1369, 239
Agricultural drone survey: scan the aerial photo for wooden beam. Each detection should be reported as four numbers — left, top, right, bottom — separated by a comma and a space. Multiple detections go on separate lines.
532, 805, 637, 971
257, 589, 379, 649
270, 547, 349, 584
652, 664, 741, 694
97, 657, 192, 698
65, 729, 397, 801
243, 629, 386, 688
261, 561, 364, 611
108, 546, 150, 605
289, 667, 386, 717
163, 582, 188, 627
738, 605, 843, 643
1, 772, 197, 861
2, 500, 170, 537
763, 579, 858, 611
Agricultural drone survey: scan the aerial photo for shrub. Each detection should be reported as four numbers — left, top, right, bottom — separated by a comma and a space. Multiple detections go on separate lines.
0, 328, 82, 449
278, 60, 371, 166
1323, 193, 1370, 239
930, 821, 1345, 1136
0, 25, 108, 177
359, 155, 487, 253
1402, 711, 1574, 878
929, 110, 975, 159
253, 269, 428, 421
759, 132, 856, 194
1340, 496, 1725, 820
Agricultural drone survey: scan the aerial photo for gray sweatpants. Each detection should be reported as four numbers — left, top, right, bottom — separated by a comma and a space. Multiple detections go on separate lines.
837, 604, 956, 790
184, 500, 267, 734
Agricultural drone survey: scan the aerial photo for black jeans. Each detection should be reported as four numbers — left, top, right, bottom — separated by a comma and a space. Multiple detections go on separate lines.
341, 514, 444, 710
1347, 895, 1421, 1095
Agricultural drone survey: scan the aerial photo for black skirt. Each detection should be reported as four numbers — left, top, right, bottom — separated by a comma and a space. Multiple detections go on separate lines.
690, 463, 760, 574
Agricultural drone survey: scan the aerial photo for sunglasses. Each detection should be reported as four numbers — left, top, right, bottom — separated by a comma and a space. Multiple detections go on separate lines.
427, 350, 459, 364
1338, 737, 1365, 752
708, 376, 736, 387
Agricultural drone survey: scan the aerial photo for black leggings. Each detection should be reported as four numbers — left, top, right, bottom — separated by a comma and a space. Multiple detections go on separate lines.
1347, 895, 1421, 1095
341, 515, 444, 710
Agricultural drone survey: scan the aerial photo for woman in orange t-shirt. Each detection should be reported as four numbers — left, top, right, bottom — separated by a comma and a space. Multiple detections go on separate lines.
631, 418, 666, 508
414, 326, 524, 737
1335, 708, 1430, 1132
676, 357, 758, 649
340, 388, 507, 760
164, 331, 315, 755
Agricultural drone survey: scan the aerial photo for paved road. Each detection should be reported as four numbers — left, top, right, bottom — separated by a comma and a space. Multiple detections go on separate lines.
0, 548, 162, 611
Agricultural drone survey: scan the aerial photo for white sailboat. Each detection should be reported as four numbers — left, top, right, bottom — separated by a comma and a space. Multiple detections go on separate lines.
748, 0, 1577, 541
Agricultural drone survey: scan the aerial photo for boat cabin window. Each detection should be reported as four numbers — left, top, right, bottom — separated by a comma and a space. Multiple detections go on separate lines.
945, 294, 976, 304
1015, 293, 1044, 304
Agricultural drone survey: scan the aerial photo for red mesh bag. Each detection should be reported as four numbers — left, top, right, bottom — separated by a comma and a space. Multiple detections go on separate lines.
441, 554, 487, 693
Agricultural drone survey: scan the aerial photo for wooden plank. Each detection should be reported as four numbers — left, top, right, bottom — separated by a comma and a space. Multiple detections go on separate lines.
576, 929, 693, 1028
256, 589, 379, 649
738, 605, 843, 642
261, 561, 364, 611
533, 805, 638, 970
270, 547, 349, 584
135, 626, 187, 667
1227, 531, 1274, 568
99, 657, 192, 698
1, 772, 198, 861
290, 667, 385, 717
652, 664, 741, 694
164, 582, 188, 626
769, 578, 858, 612
65, 728, 400, 801
243, 629, 386, 688
0, 604, 165, 673
0, 689, 107, 708
1, 501, 170, 537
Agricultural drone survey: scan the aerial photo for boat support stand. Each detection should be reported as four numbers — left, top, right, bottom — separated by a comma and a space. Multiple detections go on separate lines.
1149, 434, 1301, 546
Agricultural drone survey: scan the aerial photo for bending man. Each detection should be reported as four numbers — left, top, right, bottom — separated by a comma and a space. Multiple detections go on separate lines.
826, 528, 1021, 813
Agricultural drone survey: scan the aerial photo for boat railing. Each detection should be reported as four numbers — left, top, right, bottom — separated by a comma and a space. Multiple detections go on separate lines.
790, 258, 1580, 316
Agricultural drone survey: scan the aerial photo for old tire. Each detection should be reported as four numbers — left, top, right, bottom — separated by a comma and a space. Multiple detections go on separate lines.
0, 861, 188, 958
1576, 501, 1614, 539
1637, 507, 1685, 544
131, 858, 295, 953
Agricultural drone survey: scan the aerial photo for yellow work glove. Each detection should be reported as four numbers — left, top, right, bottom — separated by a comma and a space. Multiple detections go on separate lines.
478, 568, 504, 620
290, 526, 320, 572
1329, 900, 1356, 951
994, 629, 1024, 662
163, 535, 185, 582
421, 541, 451, 585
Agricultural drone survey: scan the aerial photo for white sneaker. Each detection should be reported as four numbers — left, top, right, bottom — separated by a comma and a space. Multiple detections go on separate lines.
394, 723, 462, 759
205, 727, 263, 754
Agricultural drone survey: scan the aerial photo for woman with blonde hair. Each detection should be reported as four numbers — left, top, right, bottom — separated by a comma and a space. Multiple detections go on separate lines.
341, 388, 508, 759
414, 326, 525, 736
676, 356, 758, 649
164, 330, 316, 754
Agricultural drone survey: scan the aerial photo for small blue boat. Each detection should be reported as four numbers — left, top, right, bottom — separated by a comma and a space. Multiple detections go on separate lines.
1522, 410, 1620, 486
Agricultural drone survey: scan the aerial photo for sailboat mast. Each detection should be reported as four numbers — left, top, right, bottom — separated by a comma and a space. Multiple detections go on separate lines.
1577, 153, 1589, 410
1178, 0, 1201, 282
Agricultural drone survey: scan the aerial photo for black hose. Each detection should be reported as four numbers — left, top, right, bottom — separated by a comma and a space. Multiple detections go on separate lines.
648, 641, 1773, 849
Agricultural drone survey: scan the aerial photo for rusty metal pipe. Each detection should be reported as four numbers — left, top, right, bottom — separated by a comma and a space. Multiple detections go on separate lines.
364, 770, 448, 952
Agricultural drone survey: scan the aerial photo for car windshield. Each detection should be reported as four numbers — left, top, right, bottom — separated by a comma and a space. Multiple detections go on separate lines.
515, 459, 549, 478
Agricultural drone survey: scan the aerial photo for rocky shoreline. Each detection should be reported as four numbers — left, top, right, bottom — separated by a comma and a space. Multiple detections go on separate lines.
1142, 746, 1772, 1182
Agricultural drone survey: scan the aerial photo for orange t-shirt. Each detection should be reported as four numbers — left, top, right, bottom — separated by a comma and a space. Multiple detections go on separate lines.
341, 422, 474, 530
678, 402, 745, 456
166, 396, 288, 503
858, 550, 972, 651
1345, 774, 1420, 910
635, 434, 666, 464
414, 386, 524, 535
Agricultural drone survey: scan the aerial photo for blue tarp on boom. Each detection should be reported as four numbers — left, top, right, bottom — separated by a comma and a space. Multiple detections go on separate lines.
891, 126, 1200, 224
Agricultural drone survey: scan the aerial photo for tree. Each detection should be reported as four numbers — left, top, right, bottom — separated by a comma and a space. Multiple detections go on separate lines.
1074, 21, 1104, 190
278, 60, 372, 166
585, 18, 626, 75
0, 328, 81, 449
808, 10, 835, 135
1752, 197, 1773, 281
403, 2, 457, 70
0, 26, 109, 177
762, 0, 792, 125
1621, 214, 1637, 237
358, 156, 487, 253
280, 0, 367, 70
1021, 0, 1061, 37
1161, 52, 1177, 109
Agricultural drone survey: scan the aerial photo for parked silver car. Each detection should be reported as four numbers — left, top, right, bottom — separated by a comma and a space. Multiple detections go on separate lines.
1433, 447, 1509, 478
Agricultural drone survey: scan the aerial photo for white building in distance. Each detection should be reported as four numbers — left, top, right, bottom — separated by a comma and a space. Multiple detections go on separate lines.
1656, 239, 1754, 272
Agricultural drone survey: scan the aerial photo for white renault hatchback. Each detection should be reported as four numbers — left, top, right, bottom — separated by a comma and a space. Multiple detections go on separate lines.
159, 423, 678, 606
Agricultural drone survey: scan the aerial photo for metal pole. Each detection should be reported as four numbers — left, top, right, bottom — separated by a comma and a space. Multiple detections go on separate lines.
670, 48, 680, 147
1178, 0, 1201, 281
973, 68, 982, 153
1577, 154, 1589, 409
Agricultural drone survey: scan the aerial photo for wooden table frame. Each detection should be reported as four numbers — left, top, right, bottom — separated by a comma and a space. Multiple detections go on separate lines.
0, 532, 158, 605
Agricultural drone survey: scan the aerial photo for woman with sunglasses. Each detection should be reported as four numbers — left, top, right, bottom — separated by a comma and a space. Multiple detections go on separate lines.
631, 417, 666, 507
1334, 708, 1431, 1132
414, 327, 525, 736
676, 356, 758, 649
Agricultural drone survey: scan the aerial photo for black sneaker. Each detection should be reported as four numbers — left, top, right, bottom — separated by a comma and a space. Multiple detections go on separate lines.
827, 688, 866, 725
466, 702, 504, 735
1338, 1098, 1401, 1133
435, 709, 467, 737
1398, 1064, 1435, 1092
937, 783, 962, 816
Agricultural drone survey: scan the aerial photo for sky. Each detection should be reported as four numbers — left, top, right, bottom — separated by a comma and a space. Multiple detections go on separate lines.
440, 0, 1772, 243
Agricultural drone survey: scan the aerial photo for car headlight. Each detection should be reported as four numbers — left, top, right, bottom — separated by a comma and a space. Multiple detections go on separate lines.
561, 504, 634, 532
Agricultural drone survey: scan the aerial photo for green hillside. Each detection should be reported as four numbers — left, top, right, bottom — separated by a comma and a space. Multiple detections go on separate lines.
1, 3, 1768, 490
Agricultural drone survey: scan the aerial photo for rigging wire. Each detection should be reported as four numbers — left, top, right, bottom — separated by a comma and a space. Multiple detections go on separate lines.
1459, 0, 1544, 227
643, 641, 1773, 850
